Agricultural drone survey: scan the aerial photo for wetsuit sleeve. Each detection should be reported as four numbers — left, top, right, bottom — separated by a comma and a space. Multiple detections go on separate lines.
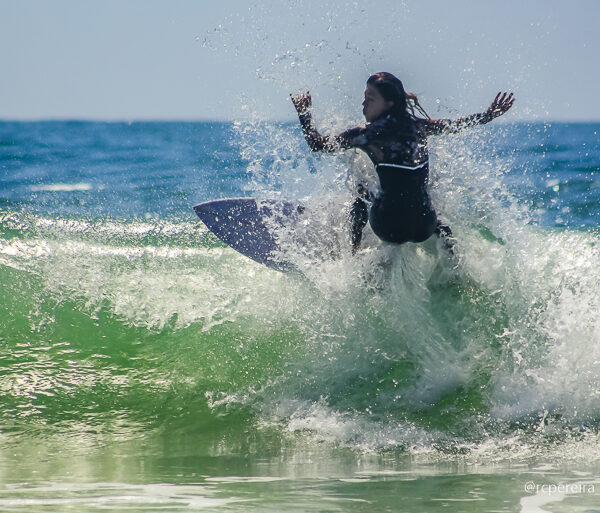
298, 111, 367, 152
297, 111, 337, 152
425, 112, 494, 135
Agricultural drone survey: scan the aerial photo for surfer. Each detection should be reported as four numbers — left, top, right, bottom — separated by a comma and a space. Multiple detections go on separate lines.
291, 72, 514, 253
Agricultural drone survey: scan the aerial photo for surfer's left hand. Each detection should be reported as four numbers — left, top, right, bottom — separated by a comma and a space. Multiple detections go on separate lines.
486, 92, 515, 119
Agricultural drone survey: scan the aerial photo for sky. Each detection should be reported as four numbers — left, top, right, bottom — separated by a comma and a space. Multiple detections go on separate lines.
1, 0, 599, 122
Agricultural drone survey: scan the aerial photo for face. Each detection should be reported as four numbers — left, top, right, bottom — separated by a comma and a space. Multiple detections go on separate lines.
362, 84, 394, 122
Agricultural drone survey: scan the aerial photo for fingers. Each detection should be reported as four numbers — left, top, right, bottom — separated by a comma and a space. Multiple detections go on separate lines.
504, 93, 515, 111
499, 92, 514, 111
289, 93, 302, 105
291, 92, 310, 100
495, 92, 508, 107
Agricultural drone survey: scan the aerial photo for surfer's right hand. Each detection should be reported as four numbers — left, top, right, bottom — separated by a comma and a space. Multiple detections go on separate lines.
291, 92, 312, 114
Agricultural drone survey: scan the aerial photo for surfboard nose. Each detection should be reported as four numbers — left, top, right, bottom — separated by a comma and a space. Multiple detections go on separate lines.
193, 198, 295, 271
193, 199, 230, 219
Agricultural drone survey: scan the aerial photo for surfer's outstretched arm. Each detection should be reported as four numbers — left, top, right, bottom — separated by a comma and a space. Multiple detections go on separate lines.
426, 92, 515, 135
291, 92, 340, 152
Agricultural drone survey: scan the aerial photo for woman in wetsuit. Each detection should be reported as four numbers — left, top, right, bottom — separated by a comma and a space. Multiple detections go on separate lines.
291, 72, 514, 253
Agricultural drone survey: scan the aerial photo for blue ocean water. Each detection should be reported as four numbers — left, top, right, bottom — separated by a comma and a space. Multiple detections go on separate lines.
1, 120, 600, 512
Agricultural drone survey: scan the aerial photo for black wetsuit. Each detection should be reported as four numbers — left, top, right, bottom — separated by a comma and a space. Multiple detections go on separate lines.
299, 111, 451, 246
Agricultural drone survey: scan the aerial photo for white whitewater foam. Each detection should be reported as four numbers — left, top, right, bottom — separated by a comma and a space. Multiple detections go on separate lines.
31, 183, 93, 192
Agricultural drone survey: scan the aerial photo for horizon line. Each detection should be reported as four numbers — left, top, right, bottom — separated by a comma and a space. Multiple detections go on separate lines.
1, 117, 600, 124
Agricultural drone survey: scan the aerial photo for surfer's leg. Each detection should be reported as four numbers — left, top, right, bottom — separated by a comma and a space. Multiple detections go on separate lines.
349, 197, 369, 254
435, 220, 455, 254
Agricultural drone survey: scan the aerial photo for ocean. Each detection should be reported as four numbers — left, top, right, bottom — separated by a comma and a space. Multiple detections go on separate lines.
1, 119, 600, 512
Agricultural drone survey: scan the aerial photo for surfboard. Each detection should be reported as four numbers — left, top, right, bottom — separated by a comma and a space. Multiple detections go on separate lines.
193, 198, 308, 271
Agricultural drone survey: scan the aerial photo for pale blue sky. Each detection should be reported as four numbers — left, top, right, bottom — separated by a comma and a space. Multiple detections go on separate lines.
2, 0, 598, 121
